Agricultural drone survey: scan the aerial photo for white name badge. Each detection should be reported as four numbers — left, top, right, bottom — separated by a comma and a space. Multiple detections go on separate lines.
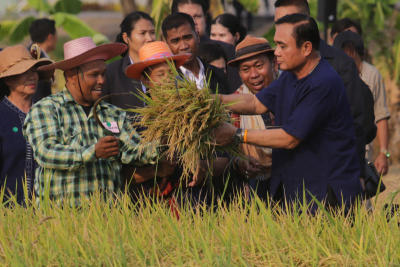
102, 121, 120, 134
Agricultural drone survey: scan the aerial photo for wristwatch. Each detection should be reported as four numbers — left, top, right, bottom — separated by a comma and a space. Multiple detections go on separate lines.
381, 149, 391, 158
234, 128, 244, 144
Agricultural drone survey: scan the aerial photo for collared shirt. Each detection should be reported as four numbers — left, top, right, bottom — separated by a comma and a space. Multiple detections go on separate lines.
23, 88, 158, 205
256, 59, 362, 204
360, 61, 391, 161
180, 57, 206, 90
360, 61, 390, 123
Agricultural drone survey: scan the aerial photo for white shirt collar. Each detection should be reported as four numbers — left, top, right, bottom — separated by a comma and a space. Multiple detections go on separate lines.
179, 57, 206, 90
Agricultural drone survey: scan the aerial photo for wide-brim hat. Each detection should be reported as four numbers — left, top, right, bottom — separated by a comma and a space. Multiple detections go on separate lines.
38, 37, 127, 71
228, 35, 274, 66
0, 45, 53, 80
125, 41, 191, 80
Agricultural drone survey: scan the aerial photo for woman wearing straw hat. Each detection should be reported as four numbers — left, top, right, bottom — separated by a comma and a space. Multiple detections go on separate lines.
0, 45, 53, 204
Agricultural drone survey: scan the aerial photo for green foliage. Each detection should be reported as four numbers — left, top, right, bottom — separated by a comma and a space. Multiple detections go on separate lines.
27, 0, 52, 14
0, 0, 107, 45
8, 16, 35, 44
53, 13, 108, 44
151, 0, 170, 38
0, 20, 17, 42
263, 27, 275, 47
53, 0, 82, 14
238, 0, 259, 14
337, 0, 396, 34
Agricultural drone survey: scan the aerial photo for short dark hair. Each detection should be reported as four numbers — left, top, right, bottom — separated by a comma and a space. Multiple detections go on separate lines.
162, 13, 196, 39
333, 31, 364, 58
274, 0, 310, 15
171, 0, 209, 15
211, 13, 247, 44
331, 18, 362, 38
29, 18, 56, 43
197, 41, 227, 64
275, 13, 320, 50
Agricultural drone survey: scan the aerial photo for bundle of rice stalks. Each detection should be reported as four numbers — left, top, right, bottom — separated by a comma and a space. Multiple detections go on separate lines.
130, 64, 240, 183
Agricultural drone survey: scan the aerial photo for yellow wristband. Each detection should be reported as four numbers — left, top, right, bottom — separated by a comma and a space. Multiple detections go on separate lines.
243, 129, 248, 143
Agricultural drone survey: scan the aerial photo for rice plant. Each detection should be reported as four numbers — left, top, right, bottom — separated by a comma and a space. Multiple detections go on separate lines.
0, 188, 399, 266
130, 63, 240, 184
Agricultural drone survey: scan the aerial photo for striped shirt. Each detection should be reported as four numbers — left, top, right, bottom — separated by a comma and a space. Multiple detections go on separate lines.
23, 88, 158, 205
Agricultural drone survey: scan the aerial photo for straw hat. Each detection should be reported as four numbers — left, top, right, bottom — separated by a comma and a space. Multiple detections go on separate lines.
228, 35, 274, 66
0, 45, 53, 80
125, 41, 191, 80
38, 37, 127, 71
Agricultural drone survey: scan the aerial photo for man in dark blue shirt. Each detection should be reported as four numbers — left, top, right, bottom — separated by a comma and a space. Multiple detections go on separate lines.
213, 14, 362, 208
273, 0, 376, 183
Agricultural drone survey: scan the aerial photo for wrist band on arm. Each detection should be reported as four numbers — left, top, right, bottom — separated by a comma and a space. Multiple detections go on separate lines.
243, 129, 248, 143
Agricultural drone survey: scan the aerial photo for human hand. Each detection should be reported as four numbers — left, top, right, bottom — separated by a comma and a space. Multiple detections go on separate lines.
374, 153, 389, 175
212, 122, 237, 146
236, 156, 265, 179
95, 136, 120, 159
210, 94, 223, 103
188, 160, 208, 187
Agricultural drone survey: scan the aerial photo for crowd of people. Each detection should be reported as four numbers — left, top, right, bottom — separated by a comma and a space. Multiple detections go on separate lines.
0, 0, 392, 211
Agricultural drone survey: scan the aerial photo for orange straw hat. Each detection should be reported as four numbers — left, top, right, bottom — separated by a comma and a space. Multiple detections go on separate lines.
0, 45, 53, 80
228, 35, 274, 66
125, 41, 191, 80
38, 37, 127, 71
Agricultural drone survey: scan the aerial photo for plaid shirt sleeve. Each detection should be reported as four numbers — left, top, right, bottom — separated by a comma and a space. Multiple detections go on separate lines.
118, 113, 159, 166
23, 100, 96, 170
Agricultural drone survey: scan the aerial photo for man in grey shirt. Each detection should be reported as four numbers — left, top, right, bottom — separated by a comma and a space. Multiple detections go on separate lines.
334, 30, 391, 175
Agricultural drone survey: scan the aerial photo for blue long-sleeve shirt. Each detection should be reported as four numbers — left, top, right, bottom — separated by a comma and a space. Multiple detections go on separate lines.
0, 97, 34, 204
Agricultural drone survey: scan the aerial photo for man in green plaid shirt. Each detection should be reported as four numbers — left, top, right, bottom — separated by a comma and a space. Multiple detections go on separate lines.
24, 37, 166, 205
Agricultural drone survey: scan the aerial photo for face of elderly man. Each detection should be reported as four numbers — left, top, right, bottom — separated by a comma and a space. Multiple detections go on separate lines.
238, 54, 274, 94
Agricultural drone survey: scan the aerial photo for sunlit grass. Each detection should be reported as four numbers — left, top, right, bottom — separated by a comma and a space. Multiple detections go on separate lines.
0, 186, 399, 266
